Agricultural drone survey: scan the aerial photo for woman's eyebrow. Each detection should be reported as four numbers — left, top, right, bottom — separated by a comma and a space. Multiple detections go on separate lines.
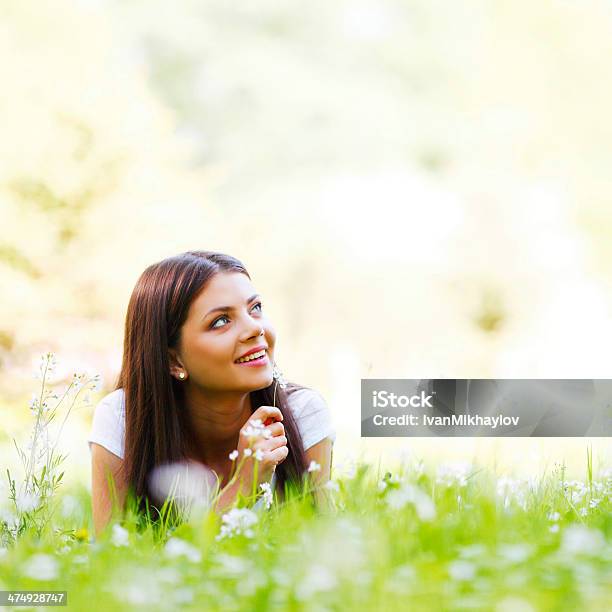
203, 294, 260, 319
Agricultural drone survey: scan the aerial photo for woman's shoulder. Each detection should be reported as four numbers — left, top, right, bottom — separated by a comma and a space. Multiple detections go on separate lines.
285, 384, 336, 450
286, 385, 327, 413
88, 388, 126, 459
96, 387, 126, 414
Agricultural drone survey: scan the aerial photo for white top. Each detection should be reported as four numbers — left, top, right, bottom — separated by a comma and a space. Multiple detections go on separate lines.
88, 387, 336, 460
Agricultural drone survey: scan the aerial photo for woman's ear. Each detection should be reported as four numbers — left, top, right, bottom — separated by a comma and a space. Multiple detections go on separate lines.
168, 348, 186, 380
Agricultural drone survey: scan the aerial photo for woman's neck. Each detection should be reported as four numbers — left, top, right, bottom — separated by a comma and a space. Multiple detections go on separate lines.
183, 387, 253, 466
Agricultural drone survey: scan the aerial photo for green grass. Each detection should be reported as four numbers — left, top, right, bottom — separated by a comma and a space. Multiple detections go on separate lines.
1, 457, 610, 611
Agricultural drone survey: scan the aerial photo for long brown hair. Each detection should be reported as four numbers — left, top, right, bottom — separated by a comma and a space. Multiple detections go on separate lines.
115, 251, 308, 520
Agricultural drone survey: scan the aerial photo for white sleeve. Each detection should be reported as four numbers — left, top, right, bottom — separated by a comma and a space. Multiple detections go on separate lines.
288, 388, 337, 452
87, 390, 125, 459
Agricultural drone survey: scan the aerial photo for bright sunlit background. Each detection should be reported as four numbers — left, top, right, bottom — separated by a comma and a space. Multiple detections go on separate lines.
1, 0, 611, 489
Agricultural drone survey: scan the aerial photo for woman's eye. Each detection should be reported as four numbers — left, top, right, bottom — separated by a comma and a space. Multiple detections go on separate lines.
210, 304, 261, 330
211, 315, 230, 329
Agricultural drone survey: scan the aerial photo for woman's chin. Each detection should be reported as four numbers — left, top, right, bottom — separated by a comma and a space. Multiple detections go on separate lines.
251, 373, 274, 391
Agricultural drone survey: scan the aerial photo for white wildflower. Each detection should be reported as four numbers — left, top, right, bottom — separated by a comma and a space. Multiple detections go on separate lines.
216, 508, 258, 540
307, 460, 321, 473
549, 524, 559, 533
579, 507, 588, 517
436, 462, 472, 488
272, 362, 288, 389
295, 564, 337, 600
35, 352, 57, 380
378, 479, 388, 492
562, 480, 588, 506
496, 476, 533, 511
547, 511, 560, 522
560, 525, 605, 556
259, 482, 273, 509
164, 537, 202, 563
385, 483, 436, 521
243, 448, 252, 457
589, 498, 601, 509
243, 418, 271, 440
111, 524, 129, 547
229, 450, 239, 461
324, 480, 339, 492
448, 560, 476, 581
495, 596, 536, 612
22, 553, 58, 580
16, 492, 41, 513
29, 394, 39, 412
254, 449, 264, 462
497, 543, 532, 563
215, 553, 251, 575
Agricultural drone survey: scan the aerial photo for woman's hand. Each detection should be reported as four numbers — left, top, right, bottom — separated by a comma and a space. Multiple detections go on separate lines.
234, 406, 289, 496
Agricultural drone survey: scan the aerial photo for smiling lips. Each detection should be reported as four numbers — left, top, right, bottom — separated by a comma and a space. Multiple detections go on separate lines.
234, 349, 269, 367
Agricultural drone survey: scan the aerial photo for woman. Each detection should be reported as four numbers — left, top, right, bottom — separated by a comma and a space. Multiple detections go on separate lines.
88, 251, 336, 536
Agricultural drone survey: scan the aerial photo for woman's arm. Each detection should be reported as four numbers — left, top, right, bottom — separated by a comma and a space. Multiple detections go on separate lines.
91, 442, 130, 538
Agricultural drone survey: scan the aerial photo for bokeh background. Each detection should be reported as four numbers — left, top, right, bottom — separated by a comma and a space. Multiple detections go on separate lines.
2, 0, 611, 488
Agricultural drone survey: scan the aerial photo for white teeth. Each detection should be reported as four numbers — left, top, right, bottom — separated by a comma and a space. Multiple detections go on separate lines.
236, 349, 266, 363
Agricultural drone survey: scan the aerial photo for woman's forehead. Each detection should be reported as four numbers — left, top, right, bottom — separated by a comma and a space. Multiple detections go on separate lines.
192, 272, 256, 310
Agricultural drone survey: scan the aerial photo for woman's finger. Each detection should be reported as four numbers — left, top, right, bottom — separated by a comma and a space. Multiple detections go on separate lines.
267, 445, 289, 465
250, 406, 283, 424
253, 435, 287, 453
265, 421, 285, 438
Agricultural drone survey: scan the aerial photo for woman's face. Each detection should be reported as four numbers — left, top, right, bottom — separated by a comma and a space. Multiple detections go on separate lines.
172, 271, 276, 392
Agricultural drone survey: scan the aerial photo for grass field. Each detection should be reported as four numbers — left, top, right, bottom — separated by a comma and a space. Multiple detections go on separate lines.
1, 452, 610, 611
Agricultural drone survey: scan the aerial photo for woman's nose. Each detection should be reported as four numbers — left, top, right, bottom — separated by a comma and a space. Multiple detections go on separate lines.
240, 316, 264, 341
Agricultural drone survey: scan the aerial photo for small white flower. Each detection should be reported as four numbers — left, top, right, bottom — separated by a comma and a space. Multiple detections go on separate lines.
549, 524, 560, 533
324, 480, 339, 492
229, 450, 239, 461
497, 543, 532, 563
216, 508, 258, 540
16, 492, 41, 513
547, 511, 560, 522
272, 362, 287, 389
295, 564, 337, 600
254, 449, 264, 462
560, 525, 605, 555
378, 479, 388, 492
164, 537, 202, 563
436, 462, 472, 488
111, 524, 129, 547
242, 418, 271, 440
589, 498, 601, 508
448, 560, 476, 581
385, 483, 436, 521
308, 460, 321, 473
579, 507, 589, 517
243, 448, 252, 457
22, 553, 58, 581
259, 482, 273, 509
